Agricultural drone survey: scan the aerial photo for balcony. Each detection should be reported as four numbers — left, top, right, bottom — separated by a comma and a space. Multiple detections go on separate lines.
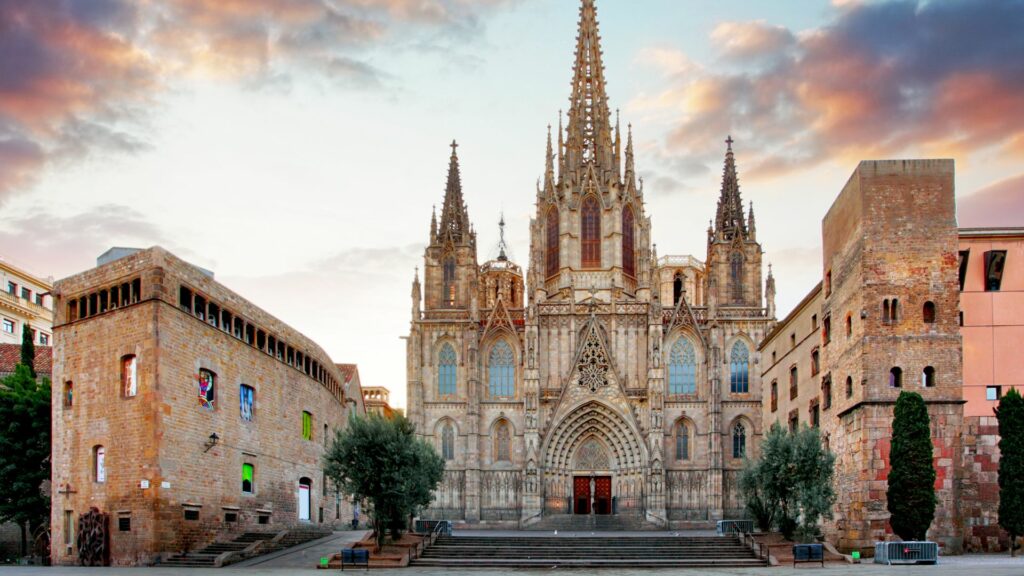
0, 290, 53, 320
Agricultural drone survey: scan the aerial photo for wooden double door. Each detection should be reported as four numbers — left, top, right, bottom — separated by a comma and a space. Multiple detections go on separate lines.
573, 476, 612, 515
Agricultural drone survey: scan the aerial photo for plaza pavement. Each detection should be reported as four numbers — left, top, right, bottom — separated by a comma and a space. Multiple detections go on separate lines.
2, 529, 1023, 574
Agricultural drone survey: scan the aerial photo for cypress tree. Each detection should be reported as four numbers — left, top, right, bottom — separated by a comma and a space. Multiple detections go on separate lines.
20, 324, 35, 379
887, 391, 936, 541
997, 388, 1024, 556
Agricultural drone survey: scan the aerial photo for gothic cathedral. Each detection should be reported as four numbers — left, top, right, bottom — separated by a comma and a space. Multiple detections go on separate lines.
406, 0, 776, 527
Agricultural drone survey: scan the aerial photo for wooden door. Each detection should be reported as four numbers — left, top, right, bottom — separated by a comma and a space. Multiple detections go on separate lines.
594, 477, 612, 515
573, 477, 591, 515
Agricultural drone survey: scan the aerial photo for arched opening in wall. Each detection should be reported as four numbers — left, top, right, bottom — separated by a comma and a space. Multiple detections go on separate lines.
923, 301, 936, 324
441, 421, 455, 461
668, 338, 697, 395
673, 275, 683, 306
732, 423, 746, 459
242, 463, 254, 494
581, 195, 601, 268
443, 255, 456, 307
846, 313, 853, 337
883, 299, 891, 324
93, 445, 106, 483
846, 376, 853, 398
198, 368, 216, 411
889, 367, 903, 388
892, 299, 900, 323
240, 384, 255, 422
675, 420, 691, 461
438, 344, 457, 396
121, 354, 137, 398
822, 376, 832, 410
622, 205, 636, 277
729, 341, 750, 394
298, 477, 312, 521
922, 366, 936, 388
488, 340, 515, 397
64, 381, 73, 409
494, 420, 511, 462
546, 207, 559, 278
730, 252, 744, 303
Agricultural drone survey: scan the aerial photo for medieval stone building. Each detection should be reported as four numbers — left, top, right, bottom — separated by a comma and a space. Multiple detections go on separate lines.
406, 0, 775, 527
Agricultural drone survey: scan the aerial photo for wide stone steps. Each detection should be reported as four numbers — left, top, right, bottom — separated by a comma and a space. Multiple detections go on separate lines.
159, 528, 332, 568
412, 535, 767, 568
529, 513, 659, 531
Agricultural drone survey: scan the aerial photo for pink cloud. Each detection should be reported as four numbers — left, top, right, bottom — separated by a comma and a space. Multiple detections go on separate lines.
958, 174, 1024, 228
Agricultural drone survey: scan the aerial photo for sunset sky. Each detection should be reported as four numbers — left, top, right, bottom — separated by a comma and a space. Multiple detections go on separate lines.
2, 0, 1023, 408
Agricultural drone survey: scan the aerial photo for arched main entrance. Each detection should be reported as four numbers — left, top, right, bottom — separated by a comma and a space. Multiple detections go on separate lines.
541, 401, 647, 516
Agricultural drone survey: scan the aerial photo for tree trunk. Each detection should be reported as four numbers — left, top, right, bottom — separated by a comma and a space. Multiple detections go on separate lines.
20, 521, 27, 558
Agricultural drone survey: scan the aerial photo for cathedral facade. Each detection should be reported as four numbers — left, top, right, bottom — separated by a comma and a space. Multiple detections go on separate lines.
406, 0, 775, 527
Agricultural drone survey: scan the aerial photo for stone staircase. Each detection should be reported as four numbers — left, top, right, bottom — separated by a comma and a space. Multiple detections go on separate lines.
412, 533, 767, 568
159, 527, 333, 568
528, 513, 660, 531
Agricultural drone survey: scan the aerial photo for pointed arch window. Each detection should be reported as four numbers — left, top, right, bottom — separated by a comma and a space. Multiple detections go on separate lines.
494, 421, 511, 462
673, 275, 683, 305
675, 421, 690, 461
546, 208, 559, 277
438, 344, 457, 396
442, 256, 457, 307
729, 341, 750, 394
730, 252, 744, 303
488, 341, 515, 397
441, 421, 455, 461
622, 205, 635, 277
581, 196, 601, 268
732, 423, 747, 458
668, 338, 697, 395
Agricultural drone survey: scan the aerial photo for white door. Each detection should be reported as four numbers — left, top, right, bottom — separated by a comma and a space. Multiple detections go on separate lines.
298, 484, 310, 521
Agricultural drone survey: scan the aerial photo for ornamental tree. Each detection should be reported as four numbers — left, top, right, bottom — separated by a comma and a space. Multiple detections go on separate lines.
323, 412, 444, 551
997, 388, 1024, 556
886, 391, 936, 541
20, 324, 35, 379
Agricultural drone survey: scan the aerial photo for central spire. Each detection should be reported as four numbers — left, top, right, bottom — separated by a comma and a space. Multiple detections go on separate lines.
715, 135, 747, 240
564, 0, 613, 176
438, 140, 472, 245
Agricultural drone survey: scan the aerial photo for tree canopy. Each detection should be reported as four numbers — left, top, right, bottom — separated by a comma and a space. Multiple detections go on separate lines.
739, 422, 836, 541
20, 324, 35, 379
0, 363, 51, 555
887, 391, 936, 541
997, 387, 1024, 555
323, 413, 444, 550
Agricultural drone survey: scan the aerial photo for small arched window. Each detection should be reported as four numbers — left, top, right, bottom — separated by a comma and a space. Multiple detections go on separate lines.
729, 341, 750, 393
846, 314, 853, 337
198, 368, 216, 411
443, 256, 457, 307
441, 421, 455, 460
730, 252, 744, 303
846, 375, 854, 398
546, 208, 559, 277
64, 381, 73, 409
488, 341, 514, 397
770, 380, 778, 412
121, 354, 137, 397
676, 421, 690, 461
581, 195, 601, 268
789, 366, 799, 399
892, 298, 900, 323
923, 301, 936, 324
494, 421, 511, 462
889, 367, 903, 388
438, 344, 457, 396
622, 205, 636, 277
811, 348, 820, 376
922, 366, 936, 387
883, 299, 891, 324
93, 445, 106, 483
668, 338, 697, 395
822, 377, 832, 410
673, 276, 683, 305
732, 423, 746, 458
242, 463, 254, 494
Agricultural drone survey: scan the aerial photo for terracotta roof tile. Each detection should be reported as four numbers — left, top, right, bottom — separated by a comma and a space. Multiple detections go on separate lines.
0, 344, 52, 377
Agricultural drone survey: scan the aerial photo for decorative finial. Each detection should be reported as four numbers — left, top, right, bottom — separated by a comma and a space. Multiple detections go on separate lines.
497, 212, 509, 261
725, 135, 734, 151
450, 139, 459, 154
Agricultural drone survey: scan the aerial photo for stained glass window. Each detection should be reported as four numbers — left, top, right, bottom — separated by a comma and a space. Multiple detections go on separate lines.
488, 341, 514, 397
581, 196, 601, 268
302, 411, 313, 440
546, 208, 559, 277
198, 369, 215, 410
240, 384, 255, 422
732, 423, 746, 458
729, 341, 749, 393
441, 422, 455, 460
676, 422, 690, 460
438, 344, 457, 395
668, 338, 697, 395
622, 205, 635, 277
242, 463, 254, 494
495, 421, 510, 462
122, 355, 137, 397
